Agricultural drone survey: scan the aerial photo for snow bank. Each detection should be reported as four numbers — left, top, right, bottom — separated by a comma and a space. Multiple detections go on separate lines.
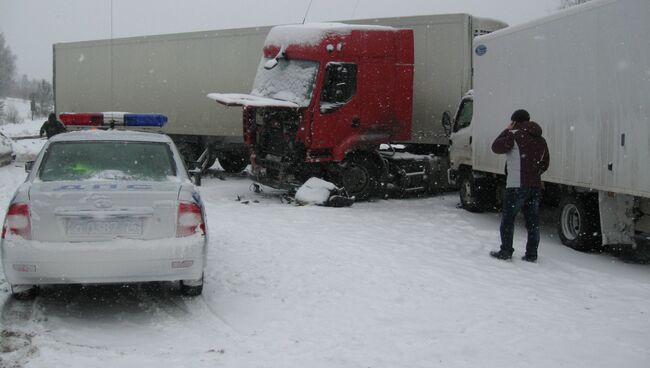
294, 177, 338, 205
11, 138, 46, 162
0, 98, 44, 137
265, 23, 396, 47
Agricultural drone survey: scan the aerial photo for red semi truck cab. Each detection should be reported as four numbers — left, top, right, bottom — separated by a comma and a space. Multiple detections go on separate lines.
210, 23, 414, 195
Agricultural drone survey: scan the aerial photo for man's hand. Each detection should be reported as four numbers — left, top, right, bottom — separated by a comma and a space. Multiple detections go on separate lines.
506, 121, 516, 130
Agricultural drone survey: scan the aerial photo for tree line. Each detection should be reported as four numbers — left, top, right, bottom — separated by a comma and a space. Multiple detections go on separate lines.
0, 33, 53, 122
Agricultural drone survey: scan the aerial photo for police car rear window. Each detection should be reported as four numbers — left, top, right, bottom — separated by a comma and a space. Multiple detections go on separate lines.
38, 141, 177, 182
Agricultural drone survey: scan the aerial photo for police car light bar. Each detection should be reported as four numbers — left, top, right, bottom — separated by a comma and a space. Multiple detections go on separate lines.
60, 113, 103, 126
59, 112, 168, 128
124, 114, 167, 127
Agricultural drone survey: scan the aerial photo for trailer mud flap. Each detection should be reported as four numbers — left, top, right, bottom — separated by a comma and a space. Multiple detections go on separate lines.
599, 192, 635, 247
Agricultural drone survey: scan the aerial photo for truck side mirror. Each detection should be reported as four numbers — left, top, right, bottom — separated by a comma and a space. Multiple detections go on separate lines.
185, 160, 203, 186
441, 111, 452, 137
25, 161, 34, 173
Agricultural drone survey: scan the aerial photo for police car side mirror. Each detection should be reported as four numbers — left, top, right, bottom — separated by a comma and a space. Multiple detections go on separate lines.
25, 161, 34, 173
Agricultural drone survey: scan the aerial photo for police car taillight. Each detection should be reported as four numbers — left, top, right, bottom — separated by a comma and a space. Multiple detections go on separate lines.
1, 203, 31, 240
176, 202, 205, 237
60, 113, 103, 126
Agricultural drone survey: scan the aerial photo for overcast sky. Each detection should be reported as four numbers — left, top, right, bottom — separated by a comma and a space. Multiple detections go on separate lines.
0, 0, 560, 80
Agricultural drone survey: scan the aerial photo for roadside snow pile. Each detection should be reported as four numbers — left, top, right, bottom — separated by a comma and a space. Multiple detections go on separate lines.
10, 139, 45, 162
0, 98, 44, 137
1, 120, 42, 137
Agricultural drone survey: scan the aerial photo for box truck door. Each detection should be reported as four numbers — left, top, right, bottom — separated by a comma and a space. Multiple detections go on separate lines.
450, 97, 474, 169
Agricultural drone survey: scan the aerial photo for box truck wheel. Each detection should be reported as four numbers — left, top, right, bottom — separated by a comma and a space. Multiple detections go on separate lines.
339, 155, 379, 200
558, 193, 602, 252
459, 172, 486, 212
219, 153, 248, 173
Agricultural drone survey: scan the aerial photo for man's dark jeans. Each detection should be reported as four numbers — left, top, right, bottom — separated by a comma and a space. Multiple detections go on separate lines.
499, 187, 541, 257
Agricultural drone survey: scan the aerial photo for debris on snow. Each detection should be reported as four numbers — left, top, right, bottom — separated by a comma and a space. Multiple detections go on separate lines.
295, 177, 353, 207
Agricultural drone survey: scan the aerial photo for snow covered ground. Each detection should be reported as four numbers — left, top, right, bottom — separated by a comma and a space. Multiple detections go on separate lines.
0, 162, 649, 368
0, 98, 47, 162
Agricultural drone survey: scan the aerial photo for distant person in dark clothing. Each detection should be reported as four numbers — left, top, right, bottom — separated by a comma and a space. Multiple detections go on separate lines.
30, 94, 36, 120
490, 109, 549, 262
40, 113, 67, 139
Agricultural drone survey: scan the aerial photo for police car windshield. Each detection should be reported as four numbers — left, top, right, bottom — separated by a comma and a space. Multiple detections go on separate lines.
38, 141, 176, 182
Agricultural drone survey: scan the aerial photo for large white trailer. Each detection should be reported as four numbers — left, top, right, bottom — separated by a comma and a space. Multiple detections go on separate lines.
53, 14, 505, 173
54, 26, 271, 173
448, 0, 650, 258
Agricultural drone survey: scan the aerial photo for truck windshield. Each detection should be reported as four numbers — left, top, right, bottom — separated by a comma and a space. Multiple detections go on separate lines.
38, 141, 176, 182
252, 58, 319, 107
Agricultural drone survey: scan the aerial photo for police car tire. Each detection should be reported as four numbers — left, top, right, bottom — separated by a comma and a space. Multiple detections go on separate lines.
180, 275, 204, 297
10, 285, 39, 300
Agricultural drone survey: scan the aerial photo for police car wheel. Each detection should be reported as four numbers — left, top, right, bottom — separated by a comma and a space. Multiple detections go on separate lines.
10, 284, 39, 300
180, 275, 203, 297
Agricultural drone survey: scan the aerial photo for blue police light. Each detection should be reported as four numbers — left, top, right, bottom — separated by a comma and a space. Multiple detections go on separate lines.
124, 113, 168, 127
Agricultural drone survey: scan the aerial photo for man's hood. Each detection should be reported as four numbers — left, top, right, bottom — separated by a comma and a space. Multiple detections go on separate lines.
518, 121, 543, 137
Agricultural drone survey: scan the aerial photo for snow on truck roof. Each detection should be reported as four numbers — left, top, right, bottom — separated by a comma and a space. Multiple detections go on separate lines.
48, 129, 173, 143
265, 23, 398, 47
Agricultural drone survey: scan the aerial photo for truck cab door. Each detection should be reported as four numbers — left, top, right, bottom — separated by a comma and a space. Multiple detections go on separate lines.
311, 63, 359, 158
449, 98, 473, 170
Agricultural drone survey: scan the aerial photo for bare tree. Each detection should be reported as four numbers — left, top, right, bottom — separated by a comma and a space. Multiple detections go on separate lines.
0, 33, 17, 97
35, 79, 53, 116
559, 0, 592, 9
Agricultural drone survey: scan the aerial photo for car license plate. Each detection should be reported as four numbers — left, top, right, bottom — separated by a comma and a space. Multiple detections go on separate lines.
66, 218, 143, 236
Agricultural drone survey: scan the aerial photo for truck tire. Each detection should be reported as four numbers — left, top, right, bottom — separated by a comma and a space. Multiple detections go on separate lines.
557, 193, 602, 252
339, 155, 379, 200
219, 153, 248, 173
458, 172, 486, 212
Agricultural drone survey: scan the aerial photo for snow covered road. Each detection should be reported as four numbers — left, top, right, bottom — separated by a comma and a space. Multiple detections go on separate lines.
1, 164, 649, 368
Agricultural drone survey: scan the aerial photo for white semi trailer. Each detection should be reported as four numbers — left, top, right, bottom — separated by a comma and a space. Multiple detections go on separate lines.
448, 0, 650, 259
53, 14, 506, 173
54, 26, 271, 173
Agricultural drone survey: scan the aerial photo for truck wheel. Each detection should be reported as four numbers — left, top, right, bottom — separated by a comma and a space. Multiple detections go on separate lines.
458, 172, 485, 212
557, 193, 602, 252
219, 153, 248, 173
340, 156, 378, 200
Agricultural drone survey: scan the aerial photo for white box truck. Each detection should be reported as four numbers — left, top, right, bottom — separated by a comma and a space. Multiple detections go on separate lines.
448, 0, 650, 258
53, 14, 506, 174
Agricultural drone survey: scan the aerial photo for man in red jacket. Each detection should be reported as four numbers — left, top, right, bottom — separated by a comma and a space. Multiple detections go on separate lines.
490, 109, 549, 262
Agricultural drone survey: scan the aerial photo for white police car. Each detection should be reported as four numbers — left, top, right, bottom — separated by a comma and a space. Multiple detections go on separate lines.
1, 113, 207, 299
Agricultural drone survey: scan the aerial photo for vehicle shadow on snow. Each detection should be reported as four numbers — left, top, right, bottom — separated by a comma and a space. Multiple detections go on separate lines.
0, 282, 195, 367
35, 283, 192, 319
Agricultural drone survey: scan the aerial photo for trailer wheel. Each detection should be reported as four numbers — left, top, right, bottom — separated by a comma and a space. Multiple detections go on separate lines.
219, 153, 248, 173
557, 193, 602, 252
458, 172, 486, 212
339, 155, 378, 200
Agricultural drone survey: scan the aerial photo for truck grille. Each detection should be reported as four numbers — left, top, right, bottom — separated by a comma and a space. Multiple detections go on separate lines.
259, 126, 285, 156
